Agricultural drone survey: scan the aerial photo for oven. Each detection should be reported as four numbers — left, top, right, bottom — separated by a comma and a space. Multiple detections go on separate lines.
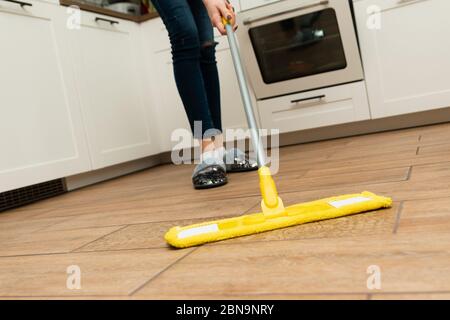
237, 0, 364, 100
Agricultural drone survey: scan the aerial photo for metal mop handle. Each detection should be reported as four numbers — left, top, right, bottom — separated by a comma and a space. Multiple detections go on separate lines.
223, 18, 285, 216
223, 20, 267, 168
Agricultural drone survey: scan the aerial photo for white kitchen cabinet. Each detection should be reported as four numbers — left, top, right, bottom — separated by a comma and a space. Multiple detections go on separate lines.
354, 0, 450, 118
66, 12, 155, 169
0, 0, 91, 192
258, 82, 371, 133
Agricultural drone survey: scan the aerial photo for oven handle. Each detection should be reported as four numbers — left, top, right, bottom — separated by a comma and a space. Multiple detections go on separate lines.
243, 0, 330, 26
291, 95, 326, 104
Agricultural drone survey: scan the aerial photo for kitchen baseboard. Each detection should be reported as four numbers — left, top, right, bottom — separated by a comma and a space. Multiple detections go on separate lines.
65, 154, 163, 191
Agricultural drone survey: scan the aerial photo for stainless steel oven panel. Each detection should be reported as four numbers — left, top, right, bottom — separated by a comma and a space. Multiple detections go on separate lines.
237, 0, 364, 99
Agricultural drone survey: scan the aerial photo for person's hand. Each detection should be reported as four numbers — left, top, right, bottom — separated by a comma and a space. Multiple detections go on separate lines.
203, 0, 237, 35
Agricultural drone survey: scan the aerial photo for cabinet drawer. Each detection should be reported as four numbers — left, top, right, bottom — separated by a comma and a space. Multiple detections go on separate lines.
0, 0, 52, 16
77, 10, 135, 32
258, 82, 371, 133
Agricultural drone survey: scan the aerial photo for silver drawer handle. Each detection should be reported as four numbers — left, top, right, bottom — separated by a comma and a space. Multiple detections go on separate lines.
95, 17, 119, 25
243, 0, 329, 26
291, 95, 325, 104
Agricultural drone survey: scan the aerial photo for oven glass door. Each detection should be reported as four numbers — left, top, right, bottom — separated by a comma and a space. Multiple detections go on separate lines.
249, 8, 347, 84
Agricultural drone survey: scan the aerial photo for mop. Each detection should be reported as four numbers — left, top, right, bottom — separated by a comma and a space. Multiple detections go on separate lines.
165, 19, 392, 248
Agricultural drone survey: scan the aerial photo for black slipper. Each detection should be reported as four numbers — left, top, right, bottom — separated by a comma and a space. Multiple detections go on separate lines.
192, 164, 228, 189
224, 148, 258, 173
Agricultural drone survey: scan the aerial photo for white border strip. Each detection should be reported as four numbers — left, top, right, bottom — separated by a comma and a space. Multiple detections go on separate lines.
178, 224, 219, 239
328, 196, 372, 208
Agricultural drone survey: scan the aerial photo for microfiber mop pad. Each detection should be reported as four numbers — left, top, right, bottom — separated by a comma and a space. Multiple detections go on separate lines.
165, 191, 392, 248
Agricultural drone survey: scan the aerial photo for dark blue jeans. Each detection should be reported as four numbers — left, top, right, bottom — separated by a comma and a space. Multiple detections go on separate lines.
151, 0, 222, 139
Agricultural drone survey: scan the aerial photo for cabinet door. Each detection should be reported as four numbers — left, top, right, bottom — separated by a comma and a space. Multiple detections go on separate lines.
0, 1, 90, 192
67, 14, 154, 169
355, 0, 450, 118
152, 50, 192, 152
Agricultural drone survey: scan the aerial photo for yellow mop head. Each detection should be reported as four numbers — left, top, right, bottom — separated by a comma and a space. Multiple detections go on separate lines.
165, 191, 392, 248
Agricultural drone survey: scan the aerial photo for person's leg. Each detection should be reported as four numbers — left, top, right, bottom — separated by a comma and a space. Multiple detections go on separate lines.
188, 0, 225, 165
151, 0, 227, 189
151, 0, 218, 142
188, 0, 222, 135
188, 0, 257, 173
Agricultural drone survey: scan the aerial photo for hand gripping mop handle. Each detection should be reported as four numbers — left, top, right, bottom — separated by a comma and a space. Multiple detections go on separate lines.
223, 18, 284, 215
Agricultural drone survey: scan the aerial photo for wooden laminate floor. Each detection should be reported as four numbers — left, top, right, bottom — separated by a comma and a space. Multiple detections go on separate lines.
1, 123, 450, 300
